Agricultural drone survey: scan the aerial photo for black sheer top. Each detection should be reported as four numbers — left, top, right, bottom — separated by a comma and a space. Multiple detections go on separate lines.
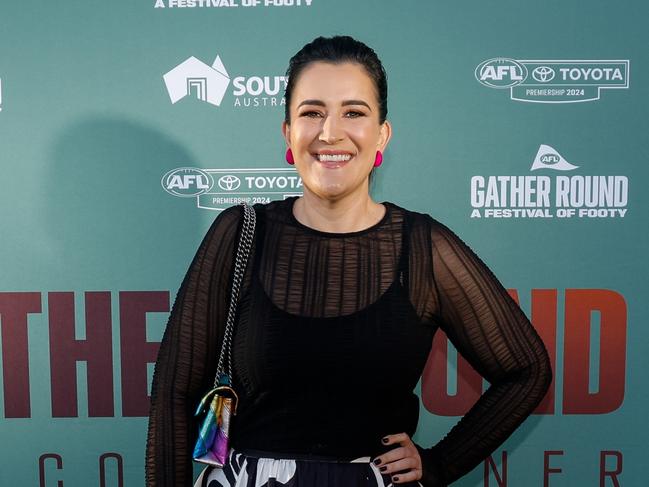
145, 197, 552, 486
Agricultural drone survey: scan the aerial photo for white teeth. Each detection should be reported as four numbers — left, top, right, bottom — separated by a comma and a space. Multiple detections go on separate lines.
317, 154, 352, 162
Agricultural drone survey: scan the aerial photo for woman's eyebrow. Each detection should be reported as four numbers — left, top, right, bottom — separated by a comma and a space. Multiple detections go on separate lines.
297, 99, 372, 110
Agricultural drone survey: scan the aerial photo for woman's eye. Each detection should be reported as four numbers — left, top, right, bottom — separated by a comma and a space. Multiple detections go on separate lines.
299, 110, 365, 118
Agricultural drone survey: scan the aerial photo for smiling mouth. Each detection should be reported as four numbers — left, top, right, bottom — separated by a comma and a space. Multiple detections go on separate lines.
313, 153, 353, 168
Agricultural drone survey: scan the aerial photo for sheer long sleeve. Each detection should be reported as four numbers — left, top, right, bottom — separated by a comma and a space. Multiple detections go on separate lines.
145, 205, 243, 487
415, 219, 552, 486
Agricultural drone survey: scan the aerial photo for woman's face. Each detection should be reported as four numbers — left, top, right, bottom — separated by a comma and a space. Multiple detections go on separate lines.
282, 61, 391, 202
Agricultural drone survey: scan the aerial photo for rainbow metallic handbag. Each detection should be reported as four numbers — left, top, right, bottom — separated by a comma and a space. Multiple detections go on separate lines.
192, 202, 256, 468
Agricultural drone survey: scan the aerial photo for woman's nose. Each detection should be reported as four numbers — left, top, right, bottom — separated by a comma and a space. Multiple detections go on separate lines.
319, 115, 344, 143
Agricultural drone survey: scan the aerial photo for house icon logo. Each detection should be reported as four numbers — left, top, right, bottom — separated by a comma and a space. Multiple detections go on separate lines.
163, 54, 230, 107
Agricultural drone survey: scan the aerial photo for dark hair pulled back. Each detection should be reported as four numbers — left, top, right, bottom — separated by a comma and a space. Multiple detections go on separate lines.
283, 35, 388, 125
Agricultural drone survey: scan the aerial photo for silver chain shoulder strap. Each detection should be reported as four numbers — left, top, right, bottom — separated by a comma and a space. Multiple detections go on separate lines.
214, 202, 256, 385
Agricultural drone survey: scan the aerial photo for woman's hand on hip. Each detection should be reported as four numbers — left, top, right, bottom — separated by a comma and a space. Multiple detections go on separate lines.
372, 432, 422, 484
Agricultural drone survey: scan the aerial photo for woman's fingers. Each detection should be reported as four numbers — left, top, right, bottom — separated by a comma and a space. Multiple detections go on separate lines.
376, 456, 418, 474
372, 432, 423, 483
373, 446, 407, 465
388, 469, 423, 484
382, 432, 409, 445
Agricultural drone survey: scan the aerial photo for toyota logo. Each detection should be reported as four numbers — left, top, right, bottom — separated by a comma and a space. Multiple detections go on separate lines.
532, 66, 555, 83
218, 175, 241, 191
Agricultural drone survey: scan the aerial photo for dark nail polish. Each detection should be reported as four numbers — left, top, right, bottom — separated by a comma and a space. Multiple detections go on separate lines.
392, 476, 399, 482
373, 458, 381, 465
381, 437, 389, 444
379, 466, 387, 472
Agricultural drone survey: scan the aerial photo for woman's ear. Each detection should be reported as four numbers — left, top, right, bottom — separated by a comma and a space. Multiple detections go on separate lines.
377, 120, 392, 152
282, 120, 291, 147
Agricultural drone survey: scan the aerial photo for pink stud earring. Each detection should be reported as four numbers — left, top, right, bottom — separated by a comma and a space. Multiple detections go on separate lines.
286, 148, 294, 165
374, 150, 383, 167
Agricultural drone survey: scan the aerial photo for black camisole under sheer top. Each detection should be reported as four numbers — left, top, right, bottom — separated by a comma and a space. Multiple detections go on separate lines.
230, 198, 433, 459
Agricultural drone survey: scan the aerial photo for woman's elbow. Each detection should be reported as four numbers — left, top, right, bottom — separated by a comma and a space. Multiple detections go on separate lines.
530, 344, 553, 402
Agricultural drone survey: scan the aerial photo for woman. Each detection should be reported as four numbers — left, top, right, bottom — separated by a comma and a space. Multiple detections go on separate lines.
146, 36, 552, 487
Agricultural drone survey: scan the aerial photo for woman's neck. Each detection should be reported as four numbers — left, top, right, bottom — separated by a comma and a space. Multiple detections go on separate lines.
293, 191, 386, 234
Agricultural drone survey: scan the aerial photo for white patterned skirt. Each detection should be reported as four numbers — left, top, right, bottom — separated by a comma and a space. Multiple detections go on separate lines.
194, 448, 423, 487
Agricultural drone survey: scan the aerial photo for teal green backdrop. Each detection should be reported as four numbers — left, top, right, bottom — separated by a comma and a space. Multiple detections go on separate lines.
1, 1, 647, 485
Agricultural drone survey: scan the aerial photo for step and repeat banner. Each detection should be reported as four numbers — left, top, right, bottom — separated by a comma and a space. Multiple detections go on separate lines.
1, 1, 647, 486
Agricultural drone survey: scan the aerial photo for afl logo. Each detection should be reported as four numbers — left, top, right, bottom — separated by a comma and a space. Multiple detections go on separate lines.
539, 153, 560, 165
161, 167, 214, 197
475, 58, 528, 88
218, 175, 241, 191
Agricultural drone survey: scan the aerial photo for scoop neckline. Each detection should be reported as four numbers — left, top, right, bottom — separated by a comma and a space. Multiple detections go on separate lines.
287, 196, 392, 237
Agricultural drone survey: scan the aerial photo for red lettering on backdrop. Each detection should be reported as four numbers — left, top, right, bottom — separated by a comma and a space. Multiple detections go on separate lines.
99, 453, 124, 487
543, 450, 563, 487
483, 451, 507, 487
49, 292, 114, 417
600, 450, 623, 487
421, 289, 627, 415
119, 291, 167, 417
563, 289, 626, 414
0, 292, 41, 418
1, 287, 627, 418
39, 453, 64, 487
